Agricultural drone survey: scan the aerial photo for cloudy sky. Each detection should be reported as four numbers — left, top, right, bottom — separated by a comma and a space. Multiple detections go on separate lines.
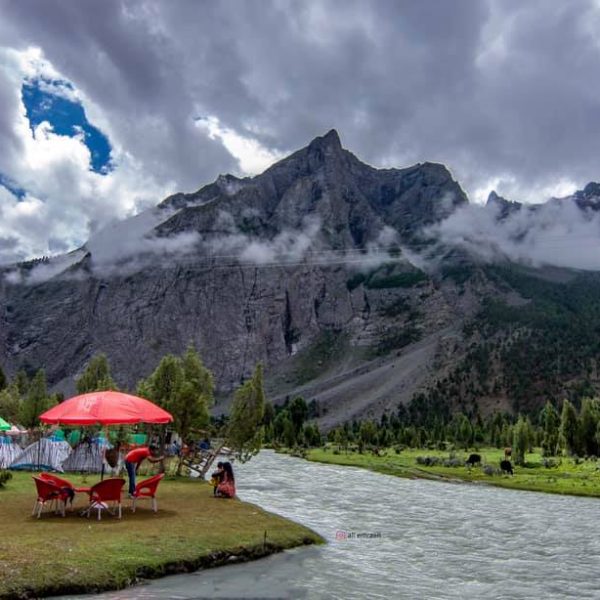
0, 0, 599, 264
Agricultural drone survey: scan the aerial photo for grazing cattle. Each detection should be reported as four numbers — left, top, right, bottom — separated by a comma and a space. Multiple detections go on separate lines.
466, 453, 482, 467
500, 459, 513, 475
504, 447, 512, 460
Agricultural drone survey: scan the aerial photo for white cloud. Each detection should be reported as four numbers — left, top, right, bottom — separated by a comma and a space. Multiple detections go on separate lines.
2, 0, 600, 270
196, 116, 284, 176
0, 47, 177, 264
427, 193, 600, 271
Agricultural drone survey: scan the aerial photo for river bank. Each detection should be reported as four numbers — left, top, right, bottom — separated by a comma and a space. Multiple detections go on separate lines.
0, 471, 322, 599
79, 450, 600, 600
296, 446, 600, 497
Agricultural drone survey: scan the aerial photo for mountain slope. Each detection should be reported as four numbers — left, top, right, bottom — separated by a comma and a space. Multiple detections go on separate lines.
0, 131, 470, 412
2, 131, 600, 426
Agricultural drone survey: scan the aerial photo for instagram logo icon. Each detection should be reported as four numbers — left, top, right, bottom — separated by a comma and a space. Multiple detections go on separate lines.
335, 530, 348, 541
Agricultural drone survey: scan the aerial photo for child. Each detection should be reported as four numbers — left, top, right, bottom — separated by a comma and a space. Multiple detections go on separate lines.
210, 462, 224, 496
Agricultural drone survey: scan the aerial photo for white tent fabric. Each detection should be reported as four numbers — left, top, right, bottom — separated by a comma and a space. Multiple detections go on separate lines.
9, 438, 71, 472
62, 441, 105, 473
0, 437, 20, 469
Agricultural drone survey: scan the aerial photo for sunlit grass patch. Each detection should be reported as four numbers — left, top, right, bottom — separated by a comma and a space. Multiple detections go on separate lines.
0, 471, 322, 599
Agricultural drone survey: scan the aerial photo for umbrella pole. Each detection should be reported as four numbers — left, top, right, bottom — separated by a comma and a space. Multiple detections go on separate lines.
101, 426, 108, 481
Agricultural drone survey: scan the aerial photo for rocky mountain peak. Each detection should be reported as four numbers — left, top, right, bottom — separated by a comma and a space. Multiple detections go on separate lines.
308, 128, 342, 151
563, 181, 600, 211
579, 181, 600, 200
486, 190, 522, 219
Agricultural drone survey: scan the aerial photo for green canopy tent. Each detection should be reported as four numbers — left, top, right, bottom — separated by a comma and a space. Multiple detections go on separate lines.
0, 417, 11, 431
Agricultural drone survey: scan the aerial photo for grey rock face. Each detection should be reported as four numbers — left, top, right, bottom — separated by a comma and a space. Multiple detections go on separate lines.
0, 130, 473, 420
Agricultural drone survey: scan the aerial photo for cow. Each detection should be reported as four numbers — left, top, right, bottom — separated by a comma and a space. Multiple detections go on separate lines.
504, 447, 512, 460
466, 453, 482, 468
500, 459, 513, 475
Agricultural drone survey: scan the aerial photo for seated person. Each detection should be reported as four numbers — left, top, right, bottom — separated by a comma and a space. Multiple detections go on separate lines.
216, 461, 236, 498
210, 461, 224, 496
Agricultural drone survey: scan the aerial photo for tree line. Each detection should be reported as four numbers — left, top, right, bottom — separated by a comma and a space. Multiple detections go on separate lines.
0, 348, 266, 468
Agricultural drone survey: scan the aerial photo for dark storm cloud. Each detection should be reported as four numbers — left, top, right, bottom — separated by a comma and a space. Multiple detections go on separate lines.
1, 0, 600, 265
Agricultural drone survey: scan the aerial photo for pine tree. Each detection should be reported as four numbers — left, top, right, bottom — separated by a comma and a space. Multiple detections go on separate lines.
283, 416, 296, 448
76, 354, 117, 394
174, 347, 212, 441
139, 348, 213, 445
14, 370, 29, 397
288, 396, 308, 435
333, 426, 349, 452
137, 354, 183, 408
457, 414, 473, 450
359, 420, 377, 448
20, 369, 51, 428
0, 383, 21, 423
227, 363, 266, 462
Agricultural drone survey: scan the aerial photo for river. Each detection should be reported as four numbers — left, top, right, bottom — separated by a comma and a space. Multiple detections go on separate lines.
71, 451, 600, 599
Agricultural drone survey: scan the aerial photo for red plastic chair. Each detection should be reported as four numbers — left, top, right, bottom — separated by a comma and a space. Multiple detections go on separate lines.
131, 473, 164, 513
40, 472, 91, 494
86, 478, 125, 521
32, 476, 69, 518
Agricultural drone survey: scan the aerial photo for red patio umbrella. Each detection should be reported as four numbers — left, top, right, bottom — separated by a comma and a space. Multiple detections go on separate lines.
39, 391, 173, 425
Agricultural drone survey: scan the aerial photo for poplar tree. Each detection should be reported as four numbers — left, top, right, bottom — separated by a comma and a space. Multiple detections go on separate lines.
559, 399, 579, 455
540, 401, 560, 456
579, 398, 600, 456
512, 416, 529, 466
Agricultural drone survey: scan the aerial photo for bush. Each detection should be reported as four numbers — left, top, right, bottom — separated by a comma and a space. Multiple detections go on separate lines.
542, 458, 560, 468
442, 458, 463, 468
483, 465, 499, 476
415, 456, 441, 467
0, 470, 12, 486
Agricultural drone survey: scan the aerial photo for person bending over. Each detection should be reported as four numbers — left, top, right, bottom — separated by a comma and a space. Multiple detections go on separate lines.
124, 444, 164, 496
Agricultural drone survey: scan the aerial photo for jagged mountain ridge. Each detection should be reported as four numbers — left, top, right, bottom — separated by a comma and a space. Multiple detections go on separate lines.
155, 129, 467, 248
0, 131, 470, 415
2, 130, 600, 426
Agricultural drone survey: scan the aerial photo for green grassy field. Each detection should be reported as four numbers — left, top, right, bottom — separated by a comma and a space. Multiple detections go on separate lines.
0, 472, 322, 599
303, 446, 600, 497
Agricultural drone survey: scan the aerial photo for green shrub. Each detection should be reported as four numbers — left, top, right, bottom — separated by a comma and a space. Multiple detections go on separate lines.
0, 470, 12, 487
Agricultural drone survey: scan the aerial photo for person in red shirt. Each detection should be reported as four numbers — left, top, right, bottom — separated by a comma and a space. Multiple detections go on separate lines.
124, 445, 163, 496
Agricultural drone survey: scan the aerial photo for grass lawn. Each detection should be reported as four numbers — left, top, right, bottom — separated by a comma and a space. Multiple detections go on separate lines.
0, 472, 322, 599
303, 446, 600, 497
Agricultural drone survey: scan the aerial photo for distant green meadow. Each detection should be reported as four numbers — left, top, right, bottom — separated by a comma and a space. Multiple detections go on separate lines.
302, 446, 600, 497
